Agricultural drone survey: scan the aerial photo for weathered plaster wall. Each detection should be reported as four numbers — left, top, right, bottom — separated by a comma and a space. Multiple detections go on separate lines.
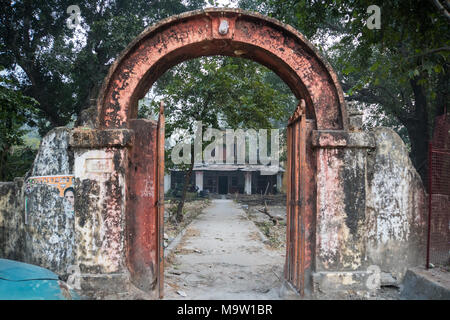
0, 127, 75, 277
25, 183, 75, 276
73, 148, 126, 273
24, 127, 75, 276
315, 147, 369, 272
366, 127, 427, 283
31, 127, 73, 176
0, 179, 25, 261
312, 123, 427, 292
313, 130, 376, 292
0, 127, 134, 295
70, 128, 134, 295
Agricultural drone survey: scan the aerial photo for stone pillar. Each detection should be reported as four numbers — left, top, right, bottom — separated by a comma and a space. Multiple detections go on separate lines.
346, 101, 364, 132
311, 130, 376, 293
164, 174, 171, 193
244, 172, 252, 195
69, 128, 134, 296
365, 127, 427, 284
195, 171, 203, 192
24, 127, 75, 276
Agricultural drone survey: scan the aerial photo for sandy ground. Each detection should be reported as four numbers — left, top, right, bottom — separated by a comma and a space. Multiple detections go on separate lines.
164, 199, 210, 247
244, 205, 287, 250
162, 198, 401, 300
163, 199, 285, 300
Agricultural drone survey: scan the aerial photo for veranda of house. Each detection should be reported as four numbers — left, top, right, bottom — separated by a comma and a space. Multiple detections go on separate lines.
168, 164, 284, 195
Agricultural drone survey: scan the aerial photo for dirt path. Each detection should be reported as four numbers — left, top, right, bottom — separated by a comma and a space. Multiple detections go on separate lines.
163, 199, 285, 300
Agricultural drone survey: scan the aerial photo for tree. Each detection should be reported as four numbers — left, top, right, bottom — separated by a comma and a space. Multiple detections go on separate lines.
240, 0, 450, 183
140, 57, 295, 222
0, 66, 37, 180
0, 0, 76, 134
0, 0, 204, 136
0, 0, 206, 179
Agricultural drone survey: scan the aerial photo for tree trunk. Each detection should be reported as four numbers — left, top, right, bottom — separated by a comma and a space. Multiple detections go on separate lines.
435, 64, 449, 116
406, 120, 429, 184
406, 78, 430, 185
175, 145, 195, 223
0, 145, 11, 181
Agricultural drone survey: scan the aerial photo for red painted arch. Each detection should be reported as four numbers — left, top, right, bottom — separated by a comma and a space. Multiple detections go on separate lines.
97, 8, 348, 130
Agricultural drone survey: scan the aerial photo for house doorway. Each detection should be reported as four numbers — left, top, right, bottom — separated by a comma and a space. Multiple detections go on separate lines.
218, 176, 228, 195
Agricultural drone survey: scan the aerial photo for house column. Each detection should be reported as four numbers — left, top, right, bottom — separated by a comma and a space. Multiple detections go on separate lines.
311, 129, 377, 292
276, 172, 283, 192
164, 174, 171, 193
70, 127, 134, 295
195, 171, 203, 192
244, 172, 252, 195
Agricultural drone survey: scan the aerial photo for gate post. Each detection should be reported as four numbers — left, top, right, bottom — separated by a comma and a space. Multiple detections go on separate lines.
69, 128, 134, 297
311, 129, 376, 294
126, 119, 160, 297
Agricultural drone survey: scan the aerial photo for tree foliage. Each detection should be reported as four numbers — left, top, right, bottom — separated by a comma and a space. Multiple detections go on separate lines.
142, 57, 294, 134
240, 0, 450, 182
0, 66, 37, 180
0, 0, 204, 135
0, 0, 206, 179
139, 56, 295, 221
141, 56, 295, 173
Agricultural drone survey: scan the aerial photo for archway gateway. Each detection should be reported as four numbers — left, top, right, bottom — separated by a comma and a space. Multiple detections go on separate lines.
98, 9, 347, 130
73, 8, 353, 299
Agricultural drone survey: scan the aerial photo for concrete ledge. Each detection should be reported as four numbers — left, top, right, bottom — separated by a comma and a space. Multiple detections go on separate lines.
79, 272, 159, 300
400, 268, 450, 300
70, 128, 135, 149
313, 271, 376, 292
79, 272, 131, 296
312, 130, 375, 149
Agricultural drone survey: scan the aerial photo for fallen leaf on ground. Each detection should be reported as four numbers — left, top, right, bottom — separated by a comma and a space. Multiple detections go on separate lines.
169, 271, 182, 275
177, 290, 187, 297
